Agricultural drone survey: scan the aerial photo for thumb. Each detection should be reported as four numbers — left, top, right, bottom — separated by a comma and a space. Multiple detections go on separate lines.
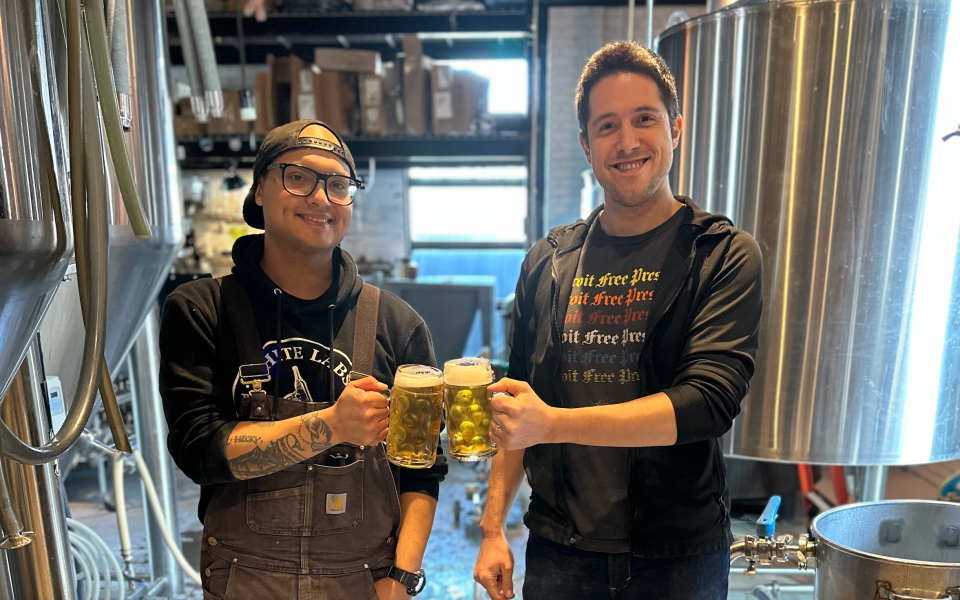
487, 377, 528, 396
347, 375, 388, 392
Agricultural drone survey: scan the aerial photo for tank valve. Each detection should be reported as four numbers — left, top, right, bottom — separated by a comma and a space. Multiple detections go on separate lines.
730, 496, 817, 576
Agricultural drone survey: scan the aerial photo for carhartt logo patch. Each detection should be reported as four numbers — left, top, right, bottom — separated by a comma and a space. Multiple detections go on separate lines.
326, 493, 346, 515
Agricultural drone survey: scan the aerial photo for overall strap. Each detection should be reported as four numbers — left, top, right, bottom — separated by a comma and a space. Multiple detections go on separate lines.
351, 283, 380, 376
218, 275, 266, 376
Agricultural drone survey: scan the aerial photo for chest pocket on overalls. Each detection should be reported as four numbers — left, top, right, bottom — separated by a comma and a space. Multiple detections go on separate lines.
244, 451, 365, 537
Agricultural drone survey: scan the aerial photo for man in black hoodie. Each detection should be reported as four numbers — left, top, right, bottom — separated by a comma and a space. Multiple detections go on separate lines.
474, 43, 763, 599
159, 120, 446, 599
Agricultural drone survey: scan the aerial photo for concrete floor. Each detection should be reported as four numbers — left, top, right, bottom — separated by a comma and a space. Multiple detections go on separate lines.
65, 458, 959, 600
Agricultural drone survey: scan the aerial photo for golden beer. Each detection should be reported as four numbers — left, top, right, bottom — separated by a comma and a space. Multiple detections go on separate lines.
443, 358, 497, 461
385, 365, 444, 468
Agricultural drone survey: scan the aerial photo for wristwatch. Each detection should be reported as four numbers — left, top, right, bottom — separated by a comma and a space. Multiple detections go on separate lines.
386, 566, 426, 597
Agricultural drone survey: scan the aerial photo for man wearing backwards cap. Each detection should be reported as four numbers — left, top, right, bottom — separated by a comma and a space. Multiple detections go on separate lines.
159, 120, 446, 599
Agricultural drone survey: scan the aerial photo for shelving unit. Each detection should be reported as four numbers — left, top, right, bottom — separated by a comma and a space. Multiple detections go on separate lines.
177, 132, 531, 169
170, 5, 535, 170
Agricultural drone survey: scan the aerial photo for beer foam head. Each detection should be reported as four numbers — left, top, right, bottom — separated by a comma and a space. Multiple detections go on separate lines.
443, 358, 493, 386
394, 364, 443, 388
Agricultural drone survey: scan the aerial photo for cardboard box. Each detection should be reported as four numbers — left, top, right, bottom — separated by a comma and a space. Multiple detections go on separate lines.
382, 61, 404, 135
359, 74, 385, 135
452, 70, 488, 132
402, 35, 428, 135
174, 99, 205, 137
313, 48, 382, 75
316, 71, 358, 135
431, 65, 455, 134
431, 67, 488, 134
205, 90, 250, 135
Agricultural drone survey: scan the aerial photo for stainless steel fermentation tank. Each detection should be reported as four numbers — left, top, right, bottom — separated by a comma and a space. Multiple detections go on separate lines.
0, 0, 73, 402
657, 0, 960, 465
0, 0, 183, 594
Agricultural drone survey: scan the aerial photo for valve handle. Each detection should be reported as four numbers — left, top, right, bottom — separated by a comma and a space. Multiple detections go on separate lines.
757, 495, 782, 538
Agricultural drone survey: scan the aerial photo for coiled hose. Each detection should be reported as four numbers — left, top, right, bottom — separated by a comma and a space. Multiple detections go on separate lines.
67, 518, 125, 600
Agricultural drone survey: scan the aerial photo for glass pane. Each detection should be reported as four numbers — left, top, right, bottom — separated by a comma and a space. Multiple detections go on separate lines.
409, 186, 527, 243
439, 59, 529, 115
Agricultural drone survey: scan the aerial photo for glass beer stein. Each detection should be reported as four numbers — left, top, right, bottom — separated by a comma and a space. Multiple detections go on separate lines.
443, 358, 498, 461
385, 365, 444, 468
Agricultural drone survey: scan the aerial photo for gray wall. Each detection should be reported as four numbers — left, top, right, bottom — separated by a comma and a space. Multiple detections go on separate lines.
542, 5, 706, 233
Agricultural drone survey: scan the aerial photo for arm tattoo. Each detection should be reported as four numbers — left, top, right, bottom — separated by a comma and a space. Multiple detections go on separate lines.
300, 413, 333, 452
230, 435, 261, 444
228, 434, 308, 479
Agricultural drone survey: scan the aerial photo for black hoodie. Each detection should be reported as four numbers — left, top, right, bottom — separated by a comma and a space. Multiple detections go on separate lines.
511, 197, 762, 558
159, 235, 447, 523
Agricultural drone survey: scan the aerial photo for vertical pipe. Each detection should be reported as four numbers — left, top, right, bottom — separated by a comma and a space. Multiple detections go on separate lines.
627, 0, 635, 42
859, 466, 888, 502
527, 0, 541, 247
0, 341, 78, 600
0, 553, 16, 600
646, 0, 654, 48
128, 308, 184, 595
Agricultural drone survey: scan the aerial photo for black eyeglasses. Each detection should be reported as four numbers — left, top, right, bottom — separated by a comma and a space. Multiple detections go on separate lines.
265, 163, 361, 206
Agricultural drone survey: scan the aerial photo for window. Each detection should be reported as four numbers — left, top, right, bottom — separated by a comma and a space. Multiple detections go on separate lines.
435, 59, 529, 115
408, 166, 528, 246
407, 166, 528, 358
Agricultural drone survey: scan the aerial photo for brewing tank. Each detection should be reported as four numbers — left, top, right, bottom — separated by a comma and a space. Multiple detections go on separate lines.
38, 0, 183, 392
0, 0, 73, 400
657, 0, 960, 465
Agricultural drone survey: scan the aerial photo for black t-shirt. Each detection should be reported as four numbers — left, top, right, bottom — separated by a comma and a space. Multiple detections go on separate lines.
560, 208, 682, 552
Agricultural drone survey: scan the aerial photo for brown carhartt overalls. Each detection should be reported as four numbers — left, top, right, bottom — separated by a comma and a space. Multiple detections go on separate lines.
200, 276, 400, 599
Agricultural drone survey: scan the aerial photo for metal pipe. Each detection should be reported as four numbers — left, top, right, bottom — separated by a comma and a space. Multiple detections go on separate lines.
859, 466, 889, 502
0, 341, 78, 599
0, 554, 16, 600
185, 0, 224, 117
731, 567, 813, 576
627, 0, 635, 41
83, 0, 152, 239
170, 0, 206, 121
527, 0, 541, 246
0, 12, 110, 465
108, 0, 131, 129
129, 309, 184, 595
646, 0, 653, 48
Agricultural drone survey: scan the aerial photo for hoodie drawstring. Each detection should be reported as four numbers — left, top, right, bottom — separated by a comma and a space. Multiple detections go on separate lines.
273, 288, 283, 419
328, 304, 336, 403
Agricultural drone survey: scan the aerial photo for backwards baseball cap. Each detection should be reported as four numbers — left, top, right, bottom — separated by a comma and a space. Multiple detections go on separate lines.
242, 120, 361, 229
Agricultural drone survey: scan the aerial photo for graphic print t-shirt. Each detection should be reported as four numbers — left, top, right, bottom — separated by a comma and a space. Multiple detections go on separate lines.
560, 209, 682, 552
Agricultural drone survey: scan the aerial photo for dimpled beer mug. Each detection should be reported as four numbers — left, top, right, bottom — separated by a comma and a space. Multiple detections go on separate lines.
443, 358, 498, 461
385, 365, 444, 468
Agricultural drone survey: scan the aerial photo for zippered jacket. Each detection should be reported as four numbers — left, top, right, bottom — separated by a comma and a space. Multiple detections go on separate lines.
511, 197, 763, 557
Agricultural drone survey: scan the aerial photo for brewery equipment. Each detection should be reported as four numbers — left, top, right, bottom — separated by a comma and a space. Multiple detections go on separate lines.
657, 0, 960, 465
733, 498, 960, 600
